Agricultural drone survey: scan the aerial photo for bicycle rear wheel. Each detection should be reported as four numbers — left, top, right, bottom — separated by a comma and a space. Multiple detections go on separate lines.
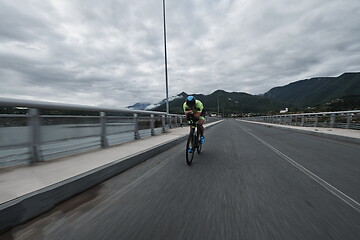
196, 132, 202, 154
186, 134, 195, 165
196, 133, 202, 154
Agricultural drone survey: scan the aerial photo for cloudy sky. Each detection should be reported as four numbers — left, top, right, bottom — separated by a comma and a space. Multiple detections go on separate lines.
1, 0, 360, 108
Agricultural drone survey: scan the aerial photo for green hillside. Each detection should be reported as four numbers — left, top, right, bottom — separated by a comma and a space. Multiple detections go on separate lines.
264, 72, 360, 107
153, 90, 288, 115
314, 95, 360, 111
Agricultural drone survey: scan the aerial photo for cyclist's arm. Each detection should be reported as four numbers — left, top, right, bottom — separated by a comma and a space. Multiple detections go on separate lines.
193, 100, 204, 118
193, 112, 201, 118
183, 102, 194, 116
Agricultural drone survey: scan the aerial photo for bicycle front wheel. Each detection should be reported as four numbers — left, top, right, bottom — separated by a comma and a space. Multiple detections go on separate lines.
186, 134, 195, 165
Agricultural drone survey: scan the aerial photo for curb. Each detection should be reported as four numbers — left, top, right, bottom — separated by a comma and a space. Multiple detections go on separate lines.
0, 120, 223, 233
238, 120, 360, 145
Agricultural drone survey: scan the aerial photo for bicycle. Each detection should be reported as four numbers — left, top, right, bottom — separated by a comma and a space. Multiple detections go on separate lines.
186, 119, 203, 166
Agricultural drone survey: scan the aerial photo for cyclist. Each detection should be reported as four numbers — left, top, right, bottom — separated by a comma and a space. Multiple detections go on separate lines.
183, 96, 205, 152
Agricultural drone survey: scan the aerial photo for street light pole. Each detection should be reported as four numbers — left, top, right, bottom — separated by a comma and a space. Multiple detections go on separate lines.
162, 0, 169, 114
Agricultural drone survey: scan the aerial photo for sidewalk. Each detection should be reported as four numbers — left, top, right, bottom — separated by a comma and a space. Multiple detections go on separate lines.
238, 120, 360, 144
0, 120, 223, 233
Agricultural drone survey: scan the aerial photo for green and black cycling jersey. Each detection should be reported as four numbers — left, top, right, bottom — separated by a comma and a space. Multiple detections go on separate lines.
183, 99, 205, 120
183, 99, 204, 113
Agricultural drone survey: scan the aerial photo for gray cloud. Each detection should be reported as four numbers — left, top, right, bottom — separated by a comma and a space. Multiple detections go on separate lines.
0, 0, 359, 108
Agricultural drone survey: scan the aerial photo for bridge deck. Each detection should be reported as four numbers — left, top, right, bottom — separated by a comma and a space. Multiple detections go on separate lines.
0, 121, 360, 239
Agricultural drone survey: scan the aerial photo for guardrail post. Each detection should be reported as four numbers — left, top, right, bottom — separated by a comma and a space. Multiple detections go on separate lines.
314, 115, 318, 127
28, 108, 44, 163
346, 113, 351, 129
169, 116, 172, 129
180, 116, 183, 126
100, 112, 109, 148
134, 113, 140, 140
330, 114, 335, 128
150, 114, 155, 136
175, 116, 178, 127
300, 115, 305, 127
162, 115, 166, 133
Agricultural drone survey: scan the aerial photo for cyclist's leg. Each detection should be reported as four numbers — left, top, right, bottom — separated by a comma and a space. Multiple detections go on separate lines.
189, 126, 194, 148
197, 112, 206, 144
197, 114, 206, 137
197, 122, 205, 144
197, 120, 204, 136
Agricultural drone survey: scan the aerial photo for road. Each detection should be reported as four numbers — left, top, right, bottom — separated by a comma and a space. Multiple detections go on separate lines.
2, 119, 360, 240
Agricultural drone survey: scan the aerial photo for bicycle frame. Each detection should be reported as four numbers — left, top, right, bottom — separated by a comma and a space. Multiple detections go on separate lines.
185, 119, 202, 165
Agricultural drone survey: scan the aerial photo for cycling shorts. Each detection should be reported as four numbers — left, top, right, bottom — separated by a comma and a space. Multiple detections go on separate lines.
198, 110, 206, 122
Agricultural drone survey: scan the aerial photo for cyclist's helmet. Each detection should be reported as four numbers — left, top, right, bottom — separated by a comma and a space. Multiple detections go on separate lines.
186, 96, 196, 107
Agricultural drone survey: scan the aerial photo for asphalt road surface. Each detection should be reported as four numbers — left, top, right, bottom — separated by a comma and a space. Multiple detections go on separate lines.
2, 119, 360, 240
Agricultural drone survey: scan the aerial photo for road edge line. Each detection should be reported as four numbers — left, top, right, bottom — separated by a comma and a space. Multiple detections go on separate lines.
240, 126, 360, 214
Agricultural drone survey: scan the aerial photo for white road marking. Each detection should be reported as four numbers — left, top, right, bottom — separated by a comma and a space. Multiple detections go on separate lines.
241, 126, 360, 213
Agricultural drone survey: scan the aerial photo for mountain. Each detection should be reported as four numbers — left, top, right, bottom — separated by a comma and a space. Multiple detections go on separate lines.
316, 95, 360, 111
127, 102, 151, 110
264, 72, 360, 107
129, 72, 359, 114
152, 90, 288, 115
144, 92, 187, 111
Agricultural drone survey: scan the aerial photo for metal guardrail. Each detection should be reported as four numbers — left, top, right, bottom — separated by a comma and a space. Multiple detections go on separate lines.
242, 110, 360, 130
0, 97, 200, 168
